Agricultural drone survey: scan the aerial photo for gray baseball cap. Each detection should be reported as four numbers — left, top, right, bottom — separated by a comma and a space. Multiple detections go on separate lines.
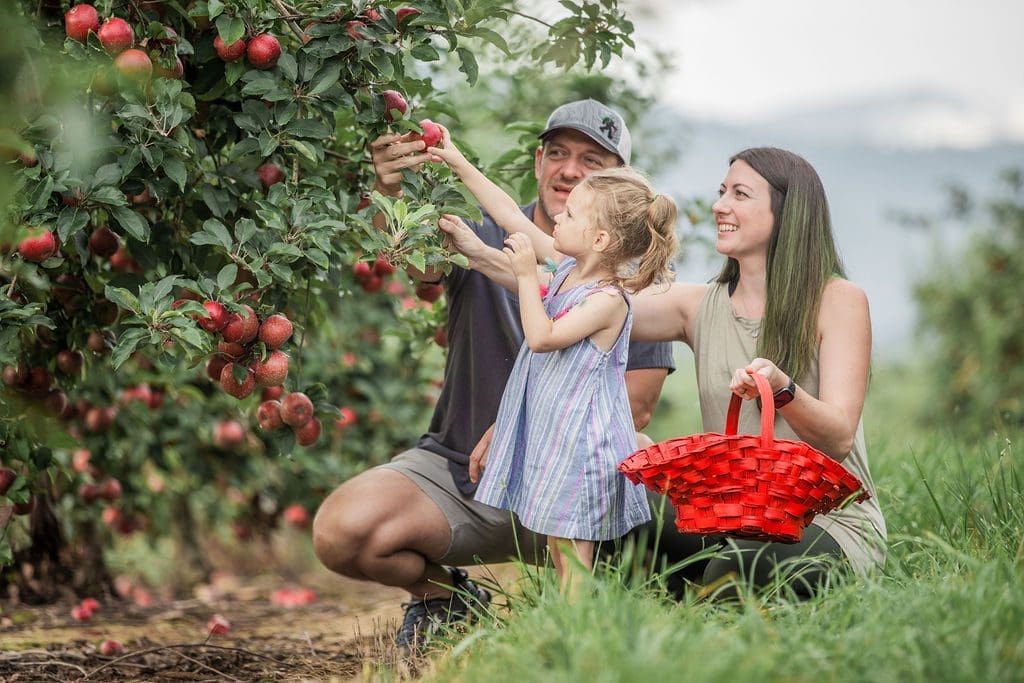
538, 99, 632, 165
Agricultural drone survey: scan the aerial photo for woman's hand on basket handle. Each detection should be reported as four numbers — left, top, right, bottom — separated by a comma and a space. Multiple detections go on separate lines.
469, 423, 496, 484
729, 359, 790, 401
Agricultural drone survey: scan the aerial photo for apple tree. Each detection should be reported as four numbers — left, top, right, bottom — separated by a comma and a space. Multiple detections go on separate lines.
0, 0, 639, 598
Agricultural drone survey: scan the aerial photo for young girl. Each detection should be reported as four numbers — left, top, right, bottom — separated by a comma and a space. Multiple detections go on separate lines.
427, 129, 679, 591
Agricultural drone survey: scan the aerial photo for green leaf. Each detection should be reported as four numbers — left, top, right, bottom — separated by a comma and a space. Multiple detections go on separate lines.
56, 207, 90, 242
235, 218, 257, 245
278, 53, 298, 82
93, 163, 123, 187
198, 219, 233, 251
451, 253, 470, 269
152, 276, 179, 304
407, 251, 426, 273
225, 60, 246, 86
110, 328, 149, 370
288, 139, 318, 162
308, 63, 342, 96
208, 0, 224, 20
410, 43, 440, 61
110, 206, 150, 242
163, 158, 188, 190
215, 15, 245, 46
217, 264, 238, 290
305, 248, 329, 269
104, 286, 141, 314
456, 47, 478, 85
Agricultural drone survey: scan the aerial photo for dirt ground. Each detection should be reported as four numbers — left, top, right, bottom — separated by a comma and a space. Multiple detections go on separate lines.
0, 560, 519, 682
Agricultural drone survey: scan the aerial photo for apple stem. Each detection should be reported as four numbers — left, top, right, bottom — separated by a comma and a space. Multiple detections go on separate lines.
7, 275, 17, 298
269, 0, 306, 42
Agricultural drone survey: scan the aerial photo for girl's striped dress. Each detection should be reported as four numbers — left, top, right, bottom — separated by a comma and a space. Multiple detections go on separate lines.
474, 258, 651, 541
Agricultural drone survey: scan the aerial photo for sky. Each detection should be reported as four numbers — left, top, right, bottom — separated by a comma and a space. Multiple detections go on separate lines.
625, 0, 1024, 148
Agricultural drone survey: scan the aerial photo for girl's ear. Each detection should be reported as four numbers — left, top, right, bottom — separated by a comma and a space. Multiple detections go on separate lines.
591, 229, 612, 252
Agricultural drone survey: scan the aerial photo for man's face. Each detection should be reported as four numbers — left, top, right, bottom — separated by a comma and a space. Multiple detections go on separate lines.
533, 129, 620, 233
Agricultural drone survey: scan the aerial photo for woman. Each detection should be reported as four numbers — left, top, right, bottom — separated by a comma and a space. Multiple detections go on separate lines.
632, 147, 886, 597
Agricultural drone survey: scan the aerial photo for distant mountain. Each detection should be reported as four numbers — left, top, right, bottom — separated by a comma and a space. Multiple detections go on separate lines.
650, 95, 1024, 358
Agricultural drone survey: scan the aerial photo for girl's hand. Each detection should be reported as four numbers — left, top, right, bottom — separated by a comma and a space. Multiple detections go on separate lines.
425, 124, 467, 166
502, 233, 538, 279
438, 214, 487, 261
729, 358, 788, 401
469, 424, 495, 483
369, 131, 429, 195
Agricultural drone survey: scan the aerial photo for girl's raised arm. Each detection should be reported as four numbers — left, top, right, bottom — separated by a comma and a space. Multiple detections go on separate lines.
428, 127, 559, 263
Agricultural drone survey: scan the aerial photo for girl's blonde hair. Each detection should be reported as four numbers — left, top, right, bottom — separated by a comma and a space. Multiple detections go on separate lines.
580, 166, 678, 293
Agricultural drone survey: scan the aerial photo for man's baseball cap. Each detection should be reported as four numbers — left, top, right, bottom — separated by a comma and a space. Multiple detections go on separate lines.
538, 99, 632, 165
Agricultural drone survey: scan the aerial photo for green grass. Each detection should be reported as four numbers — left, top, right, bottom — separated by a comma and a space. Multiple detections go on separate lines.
421, 358, 1024, 682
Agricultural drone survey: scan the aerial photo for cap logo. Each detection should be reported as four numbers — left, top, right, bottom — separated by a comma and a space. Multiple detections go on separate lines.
599, 116, 619, 142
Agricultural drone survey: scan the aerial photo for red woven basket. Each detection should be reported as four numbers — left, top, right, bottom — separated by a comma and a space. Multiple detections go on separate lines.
619, 372, 870, 543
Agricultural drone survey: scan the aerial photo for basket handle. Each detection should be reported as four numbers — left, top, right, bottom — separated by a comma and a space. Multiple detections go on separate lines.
725, 370, 774, 448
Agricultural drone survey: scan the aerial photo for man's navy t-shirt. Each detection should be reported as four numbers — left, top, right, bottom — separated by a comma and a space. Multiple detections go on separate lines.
416, 203, 675, 494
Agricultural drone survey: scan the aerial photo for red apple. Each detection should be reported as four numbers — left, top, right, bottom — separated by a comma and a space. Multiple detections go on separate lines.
72, 448, 92, 473
81, 597, 101, 612
396, 7, 422, 26
280, 392, 313, 428
0, 468, 16, 496
353, 261, 372, 279
253, 350, 289, 387
247, 33, 281, 69
65, 4, 100, 42
363, 8, 382, 21
206, 355, 228, 382
256, 400, 284, 430
100, 478, 122, 501
360, 274, 383, 292
213, 35, 246, 62
213, 420, 246, 449
261, 385, 284, 401
282, 503, 310, 528
415, 281, 443, 302
114, 49, 153, 82
258, 314, 293, 349
433, 327, 448, 348
346, 20, 366, 40
88, 226, 119, 258
18, 230, 58, 263
221, 304, 259, 344
56, 350, 85, 375
207, 614, 231, 635
220, 363, 255, 399
373, 254, 395, 276
217, 341, 247, 360
99, 639, 123, 656
71, 605, 93, 622
381, 89, 407, 122
336, 406, 357, 429
101, 505, 121, 526
411, 119, 442, 148
199, 300, 228, 332
294, 417, 321, 446
98, 17, 134, 54
257, 163, 284, 192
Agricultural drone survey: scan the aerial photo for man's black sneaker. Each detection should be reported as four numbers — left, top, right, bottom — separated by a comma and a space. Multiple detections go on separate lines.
395, 566, 491, 654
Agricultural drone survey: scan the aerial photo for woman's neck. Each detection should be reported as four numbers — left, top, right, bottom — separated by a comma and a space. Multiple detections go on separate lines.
732, 258, 767, 319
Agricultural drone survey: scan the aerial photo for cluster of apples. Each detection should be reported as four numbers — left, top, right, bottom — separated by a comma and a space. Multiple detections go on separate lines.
64, 3, 181, 84
256, 390, 320, 446
213, 31, 281, 70
341, 5, 422, 43
196, 304, 293, 399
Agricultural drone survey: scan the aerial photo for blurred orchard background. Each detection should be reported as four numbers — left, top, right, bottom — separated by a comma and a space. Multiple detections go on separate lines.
0, 0, 1022, 679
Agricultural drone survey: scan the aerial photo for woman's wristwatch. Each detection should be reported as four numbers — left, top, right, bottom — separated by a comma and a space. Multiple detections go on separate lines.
772, 377, 797, 409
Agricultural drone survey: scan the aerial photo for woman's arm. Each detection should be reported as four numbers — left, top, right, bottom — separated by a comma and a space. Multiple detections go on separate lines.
730, 279, 871, 460
505, 234, 623, 353
631, 282, 707, 345
428, 128, 559, 262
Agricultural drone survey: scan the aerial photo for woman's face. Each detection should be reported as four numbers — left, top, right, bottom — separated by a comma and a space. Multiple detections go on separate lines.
712, 159, 775, 260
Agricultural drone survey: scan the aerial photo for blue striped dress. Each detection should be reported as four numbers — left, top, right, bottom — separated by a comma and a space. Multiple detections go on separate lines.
474, 259, 652, 541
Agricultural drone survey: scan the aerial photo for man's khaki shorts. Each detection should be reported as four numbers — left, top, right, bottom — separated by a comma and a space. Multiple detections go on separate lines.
377, 447, 545, 567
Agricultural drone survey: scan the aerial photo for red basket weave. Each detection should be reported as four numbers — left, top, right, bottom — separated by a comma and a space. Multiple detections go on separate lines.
619, 372, 870, 543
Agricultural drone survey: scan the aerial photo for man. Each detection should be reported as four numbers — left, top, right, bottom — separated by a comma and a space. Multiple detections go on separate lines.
312, 100, 675, 652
